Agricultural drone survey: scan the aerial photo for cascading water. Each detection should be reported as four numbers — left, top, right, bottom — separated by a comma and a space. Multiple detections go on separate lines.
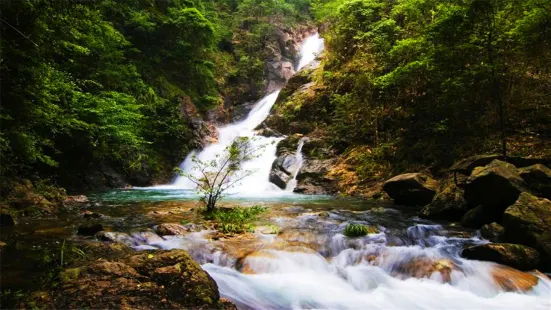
162, 33, 325, 195
116, 205, 551, 310
285, 137, 308, 192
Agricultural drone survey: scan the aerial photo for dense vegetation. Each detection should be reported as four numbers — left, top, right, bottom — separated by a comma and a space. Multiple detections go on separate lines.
0, 0, 311, 195
276, 0, 551, 183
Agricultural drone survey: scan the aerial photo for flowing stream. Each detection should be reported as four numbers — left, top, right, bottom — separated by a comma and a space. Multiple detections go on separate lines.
86, 193, 551, 310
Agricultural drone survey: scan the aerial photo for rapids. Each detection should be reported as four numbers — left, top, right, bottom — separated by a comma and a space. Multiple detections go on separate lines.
94, 196, 551, 310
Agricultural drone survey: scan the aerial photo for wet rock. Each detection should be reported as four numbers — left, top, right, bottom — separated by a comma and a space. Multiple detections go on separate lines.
480, 222, 505, 242
490, 265, 541, 292
394, 258, 462, 283
462, 243, 540, 270
383, 173, 439, 206
77, 223, 103, 236
82, 210, 103, 219
156, 223, 188, 236
0, 212, 15, 226
464, 160, 528, 209
273, 154, 300, 176
270, 169, 291, 189
96, 231, 139, 247
460, 205, 500, 228
502, 192, 551, 270
255, 225, 280, 234
518, 164, 551, 199
55, 249, 230, 309
421, 183, 469, 221
65, 195, 89, 204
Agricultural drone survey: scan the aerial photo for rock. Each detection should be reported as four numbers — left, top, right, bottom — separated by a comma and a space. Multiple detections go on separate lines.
65, 195, 89, 204
0, 212, 15, 226
156, 223, 189, 236
55, 249, 230, 309
255, 225, 280, 234
502, 192, 551, 270
450, 154, 501, 175
518, 164, 551, 199
480, 222, 505, 242
383, 173, 439, 206
464, 160, 528, 209
273, 154, 300, 176
460, 205, 500, 228
82, 210, 103, 219
295, 159, 337, 194
393, 258, 462, 283
420, 183, 469, 220
490, 265, 541, 292
96, 231, 139, 247
269, 169, 291, 189
462, 243, 540, 270
77, 223, 104, 236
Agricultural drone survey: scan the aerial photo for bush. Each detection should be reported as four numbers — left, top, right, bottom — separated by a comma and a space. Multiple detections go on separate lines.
205, 205, 267, 233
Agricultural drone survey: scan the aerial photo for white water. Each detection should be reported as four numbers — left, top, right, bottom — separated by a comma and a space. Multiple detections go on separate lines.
156, 33, 325, 195
285, 137, 308, 192
120, 210, 551, 310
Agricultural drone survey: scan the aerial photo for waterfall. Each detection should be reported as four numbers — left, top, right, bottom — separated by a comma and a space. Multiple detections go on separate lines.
285, 137, 308, 192
160, 33, 325, 195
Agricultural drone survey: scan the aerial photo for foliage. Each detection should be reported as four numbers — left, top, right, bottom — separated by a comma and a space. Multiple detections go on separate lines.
181, 137, 265, 210
343, 223, 378, 237
205, 205, 267, 233
0, 0, 313, 194
303, 0, 551, 180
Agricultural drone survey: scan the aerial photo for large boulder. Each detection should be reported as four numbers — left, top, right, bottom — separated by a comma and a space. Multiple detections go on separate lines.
54, 250, 231, 309
464, 160, 528, 209
383, 173, 439, 206
518, 164, 551, 199
273, 154, 300, 176
480, 222, 505, 242
502, 193, 551, 270
420, 183, 469, 220
462, 243, 540, 271
450, 154, 501, 176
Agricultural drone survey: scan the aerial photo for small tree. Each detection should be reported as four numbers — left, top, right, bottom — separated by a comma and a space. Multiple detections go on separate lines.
180, 137, 263, 211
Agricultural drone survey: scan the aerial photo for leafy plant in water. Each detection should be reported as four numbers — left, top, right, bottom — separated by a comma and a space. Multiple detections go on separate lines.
344, 223, 378, 238
205, 205, 267, 233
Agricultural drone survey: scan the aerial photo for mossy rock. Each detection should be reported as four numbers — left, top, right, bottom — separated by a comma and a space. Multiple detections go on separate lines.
383, 173, 439, 206
518, 164, 551, 199
462, 243, 540, 271
421, 183, 469, 221
480, 222, 505, 242
460, 205, 501, 228
54, 249, 232, 309
502, 192, 551, 270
